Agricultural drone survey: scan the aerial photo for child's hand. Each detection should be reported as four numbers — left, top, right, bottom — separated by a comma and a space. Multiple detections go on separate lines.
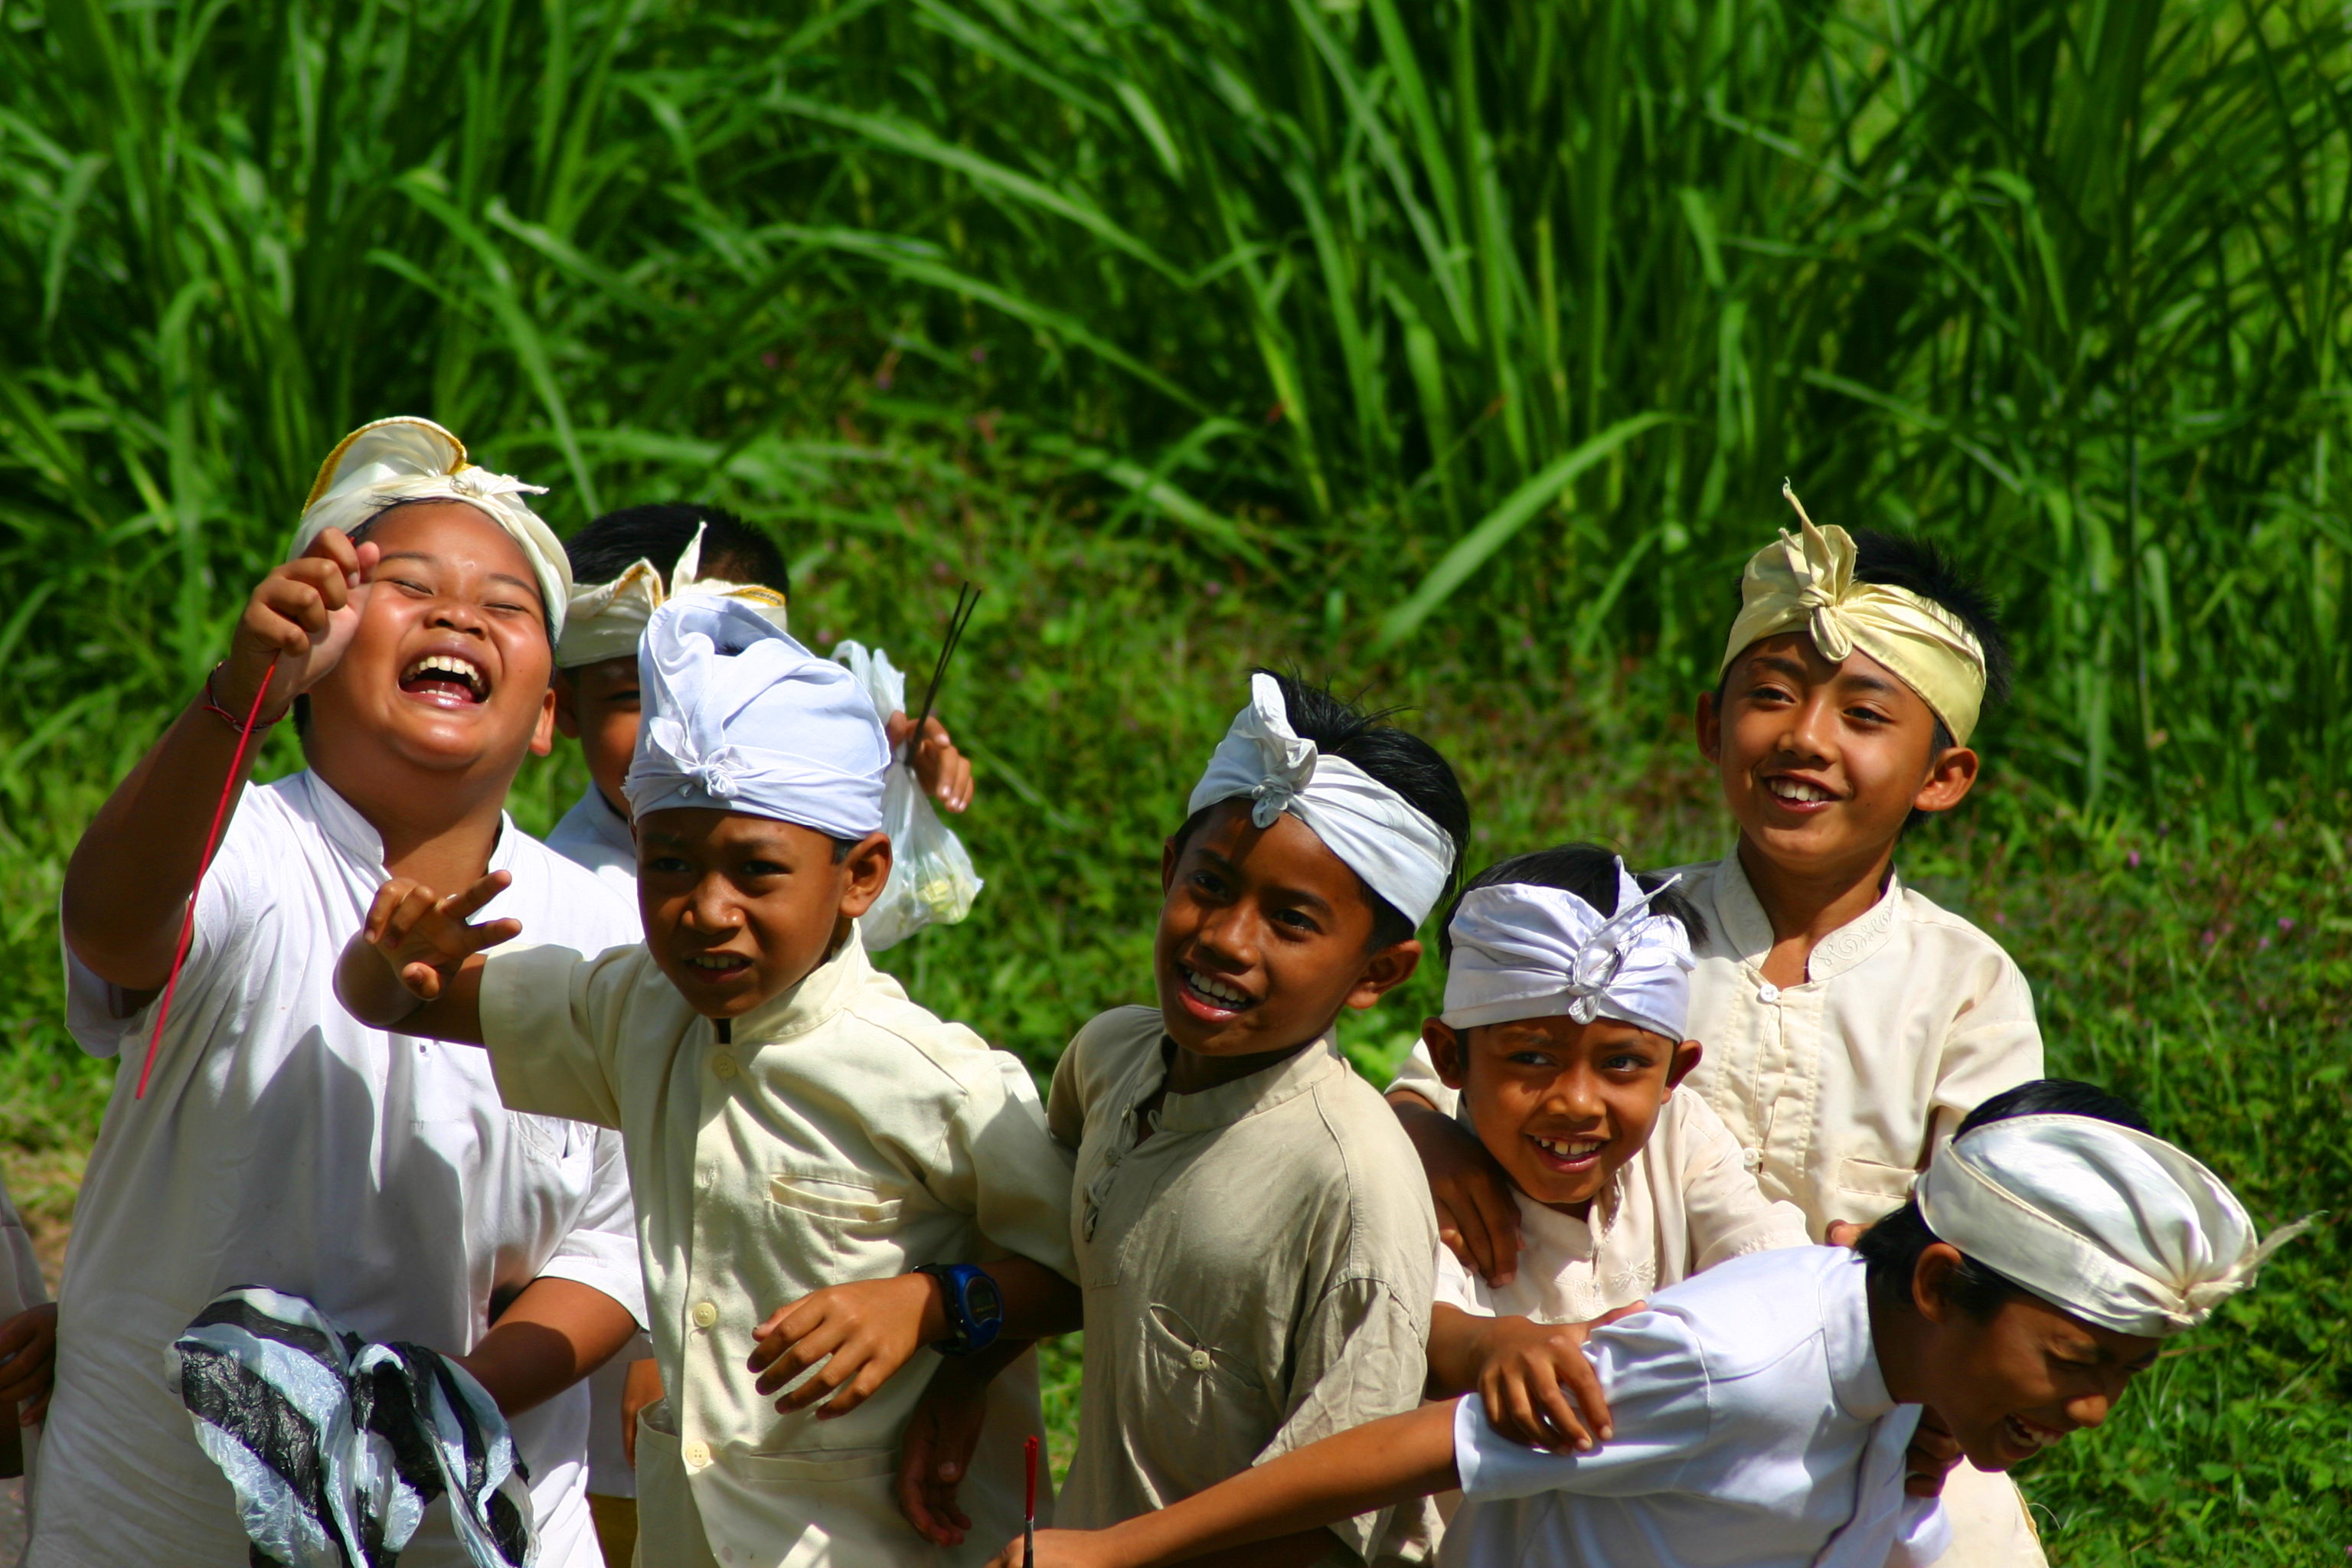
894, 1356, 997, 1545
361, 872, 521, 1001
1468, 1305, 1641, 1452
221, 527, 381, 723
620, 1356, 663, 1468
0, 1303, 58, 1425
1903, 1407, 1964, 1498
750, 1272, 941, 1417
1391, 1096, 1523, 1286
1825, 1221, 1864, 1248
887, 711, 975, 813
984, 1528, 1116, 1568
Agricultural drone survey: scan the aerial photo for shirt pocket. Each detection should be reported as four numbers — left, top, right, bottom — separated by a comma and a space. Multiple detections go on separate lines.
1134, 1301, 1271, 1488
1834, 1156, 1919, 1204
769, 1171, 914, 1270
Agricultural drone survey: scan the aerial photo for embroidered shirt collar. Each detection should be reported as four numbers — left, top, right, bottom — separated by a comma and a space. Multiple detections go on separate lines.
1153, 1033, 1348, 1134
1714, 847, 1903, 982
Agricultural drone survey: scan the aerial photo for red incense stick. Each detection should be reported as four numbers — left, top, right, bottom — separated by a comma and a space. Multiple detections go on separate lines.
137, 662, 276, 1099
1023, 1433, 1039, 1566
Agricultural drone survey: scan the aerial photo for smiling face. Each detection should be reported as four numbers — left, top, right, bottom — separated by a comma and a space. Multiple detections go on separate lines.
1697, 632, 1978, 886
1426, 1013, 1700, 1215
302, 501, 557, 782
635, 808, 891, 1018
554, 654, 642, 815
1903, 1246, 2162, 1472
1153, 801, 1420, 1067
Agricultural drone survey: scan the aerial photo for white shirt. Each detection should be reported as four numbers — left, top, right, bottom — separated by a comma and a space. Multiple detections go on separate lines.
38, 772, 644, 1568
547, 782, 638, 903
1433, 1093, 1808, 1325
1396, 854, 2042, 1237
480, 926, 1076, 1568
1446, 1246, 1949, 1568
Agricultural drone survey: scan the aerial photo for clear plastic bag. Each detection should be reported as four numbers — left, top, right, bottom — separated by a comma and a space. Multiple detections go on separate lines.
832, 640, 984, 951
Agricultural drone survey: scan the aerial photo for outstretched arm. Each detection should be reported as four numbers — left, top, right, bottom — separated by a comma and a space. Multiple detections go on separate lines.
333, 871, 520, 1044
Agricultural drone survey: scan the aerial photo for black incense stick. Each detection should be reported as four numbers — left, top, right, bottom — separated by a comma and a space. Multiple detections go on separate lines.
902, 581, 981, 768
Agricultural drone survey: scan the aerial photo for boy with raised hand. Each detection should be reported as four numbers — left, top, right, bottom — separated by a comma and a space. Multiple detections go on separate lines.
1418, 846, 1808, 1455
1391, 497, 2045, 1560
990, 1080, 2299, 1568
47, 417, 645, 1568
335, 595, 1078, 1568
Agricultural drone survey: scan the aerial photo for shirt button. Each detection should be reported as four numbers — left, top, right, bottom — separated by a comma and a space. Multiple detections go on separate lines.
691, 1300, 718, 1329
683, 1439, 711, 1469
1741, 1148, 1763, 1172
1187, 1348, 1211, 1372
1756, 981, 1781, 1004
711, 1054, 737, 1079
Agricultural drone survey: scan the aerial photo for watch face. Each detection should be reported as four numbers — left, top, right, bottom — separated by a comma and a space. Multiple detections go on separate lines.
964, 1270, 1004, 1325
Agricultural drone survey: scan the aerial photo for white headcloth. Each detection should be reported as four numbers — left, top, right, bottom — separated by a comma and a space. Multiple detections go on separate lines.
624, 596, 887, 841
292, 417, 571, 639
1186, 673, 1456, 928
1440, 863, 1694, 1037
558, 521, 789, 669
1916, 1114, 2306, 1338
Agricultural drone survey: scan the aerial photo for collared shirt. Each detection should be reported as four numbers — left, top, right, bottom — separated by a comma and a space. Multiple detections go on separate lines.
1050, 1006, 1439, 1566
44, 771, 642, 1568
547, 783, 638, 902
479, 926, 1076, 1568
1395, 852, 2041, 1237
1446, 1246, 1949, 1568
1433, 1092, 1808, 1325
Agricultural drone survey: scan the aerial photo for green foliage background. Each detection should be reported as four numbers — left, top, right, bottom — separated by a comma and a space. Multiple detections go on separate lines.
0, 0, 2347, 1560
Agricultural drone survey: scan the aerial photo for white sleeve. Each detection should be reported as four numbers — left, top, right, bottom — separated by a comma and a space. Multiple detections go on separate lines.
1387, 1040, 1458, 1116
1432, 1238, 1488, 1315
1453, 1309, 1716, 1501
528, 1125, 648, 1330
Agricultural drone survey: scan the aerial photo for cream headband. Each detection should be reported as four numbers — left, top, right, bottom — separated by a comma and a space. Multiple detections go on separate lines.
1441, 865, 1694, 1039
1719, 485, 1988, 743
557, 522, 789, 669
1187, 674, 1455, 928
1915, 1114, 2307, 1338
292, 417, 570, 638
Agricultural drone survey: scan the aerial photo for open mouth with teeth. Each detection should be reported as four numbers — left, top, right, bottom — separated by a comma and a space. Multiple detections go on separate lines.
1999, 1413, 2066, 1459
1762, 775, 1836, 808
1528, 1132, 1609, 1174
400, 652, 491, 707
682, 951, 753, 977
1175, 962, 1258, 1020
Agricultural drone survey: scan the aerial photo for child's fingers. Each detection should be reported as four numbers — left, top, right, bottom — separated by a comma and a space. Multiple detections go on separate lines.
377, 884, 443, 953
1547, 1344, 1614, 1443
399, 962, 446, 1001
453, 917, 524, 956
440, 870, 514, 924
18, 1390, 48, 1426
1461, 1171, 1523, 1285
754, 1321, 850, 1400
364, 880, 419, 945
811, 1357, 892, 1418
1529, 1368, 1597, 1452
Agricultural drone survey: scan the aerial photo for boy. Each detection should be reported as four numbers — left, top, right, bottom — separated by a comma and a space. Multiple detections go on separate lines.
335, 595, 1079, 1568
1419, 847, 1808, 1454
991, 1080, 2298, 1568
46, 417, 644, 1568
1391, 501, 2044, 1559
1039, 671, 1468, 1568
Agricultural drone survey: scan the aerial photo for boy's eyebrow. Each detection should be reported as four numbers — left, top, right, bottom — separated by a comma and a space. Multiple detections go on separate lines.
1193, 846, 1338, 916
374, 550, 544, 603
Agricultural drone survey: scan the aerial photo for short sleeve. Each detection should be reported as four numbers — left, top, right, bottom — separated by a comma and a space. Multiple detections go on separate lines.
526, 1126, 648, 1328
1454, 1308, 1716, 1502
479, 943, 633, 1129
1387, 1040, 1458, 1117
1046, 1028, 1089, 1152
1927, 950, 2043, 1152
929, 1044, 1079, 1282
1255, 1275, 1431, 1561
1047, 1006, 1156, 1152
1671, 1096, 1812, 1272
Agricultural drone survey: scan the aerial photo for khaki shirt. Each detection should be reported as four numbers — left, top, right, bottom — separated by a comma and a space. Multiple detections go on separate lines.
1433, 1091, 1809, 1325
482, 926, 1076, 1568
1050, 1007, 1439, 1565
1394, 853, 2043, 1239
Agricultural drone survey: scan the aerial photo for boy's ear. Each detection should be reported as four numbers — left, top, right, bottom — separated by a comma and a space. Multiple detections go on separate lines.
528, 687, 557, 757
1423, 1018, 1468, 1089
551, 670, 583, 740
1694, 688, 1723, 764
1665, 1039, 1704, 1089
1911, 1241, 1966, 1326
835, 831, 895, 920
1344, 939, 1422, 1012
1160, 835, 1180, 896
1911, 743, 1981, 815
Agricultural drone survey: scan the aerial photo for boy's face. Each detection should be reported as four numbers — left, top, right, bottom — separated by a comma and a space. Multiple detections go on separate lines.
1426, 1014, 1700, 1214
1697, 632, 1978, 884
554, 655, 642, 815
636, 807, 891, 1018
1906, 1246, 2161, 1472
305, 502, 557, 776
1154, 801, 1420, 1061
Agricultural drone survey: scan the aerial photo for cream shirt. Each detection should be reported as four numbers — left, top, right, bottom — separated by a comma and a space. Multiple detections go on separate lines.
480, 926, 1077, 1568
1433, 1092, 1808, 1325
1050, 1006, 1440, 1566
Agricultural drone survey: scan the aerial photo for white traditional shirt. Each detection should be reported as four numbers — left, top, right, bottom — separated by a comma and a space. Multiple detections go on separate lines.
1395, 852, 2042, 1237
1446, 1246, 1949, 1568
1433, 1092, 1808, 1325
547, 783, 638, 902
479, 925, 1076, 1568
1051, 1006, 1440, 1566
41, 771, 643, 1568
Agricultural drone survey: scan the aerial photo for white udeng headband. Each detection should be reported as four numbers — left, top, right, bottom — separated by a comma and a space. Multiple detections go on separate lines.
1915, 1114, 2305, 1338
559, 522, 789, 669
1186, 673, 1455, 928
1440, 865, 1694, 1038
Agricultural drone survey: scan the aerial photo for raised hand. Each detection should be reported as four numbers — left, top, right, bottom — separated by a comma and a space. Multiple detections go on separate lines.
887, 710, 975, 813
362, 871, 521, 1001
220, 527, 381, 723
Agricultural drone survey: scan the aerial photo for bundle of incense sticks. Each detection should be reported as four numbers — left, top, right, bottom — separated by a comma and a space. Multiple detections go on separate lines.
1024, 1432, 1039, 1566
902, 581, 982, 769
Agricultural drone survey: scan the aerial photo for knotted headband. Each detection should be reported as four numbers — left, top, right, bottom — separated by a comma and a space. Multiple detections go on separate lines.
1187, 673, 1455, 928
1915, 1114, 2308, 1337
1441, 862, 1696, 1039
558, 521, 789, 669
624, 596, 886, 840
293, 417, 571, 639
1719, 485, 1988, 744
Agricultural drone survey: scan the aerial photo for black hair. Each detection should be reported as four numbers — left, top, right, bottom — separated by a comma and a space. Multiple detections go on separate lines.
1436, 843, 1709, 966
1717, 524, 2013, 753
1856, 1078, 2151, 1320
567, 503, 789, 596
1171, 671, 1472, 950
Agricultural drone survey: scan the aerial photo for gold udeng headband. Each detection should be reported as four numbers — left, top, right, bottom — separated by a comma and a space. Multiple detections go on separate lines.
1718, 485, 1988, 744
557, 521, 789, 669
